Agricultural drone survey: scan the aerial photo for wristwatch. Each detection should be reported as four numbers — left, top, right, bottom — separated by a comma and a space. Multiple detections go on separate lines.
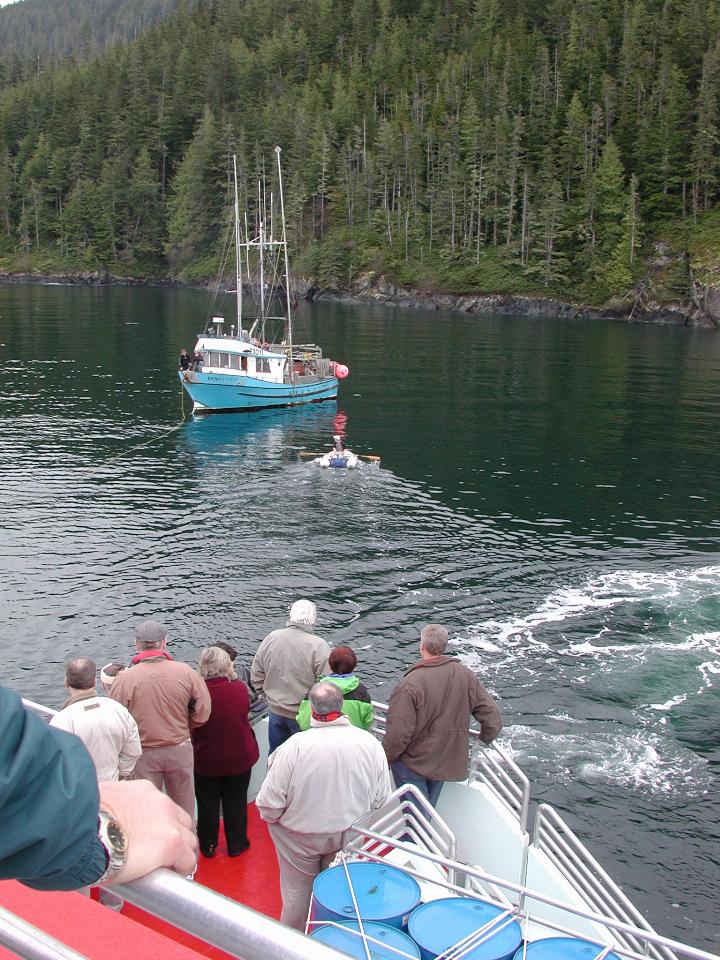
97, 810, 128, 884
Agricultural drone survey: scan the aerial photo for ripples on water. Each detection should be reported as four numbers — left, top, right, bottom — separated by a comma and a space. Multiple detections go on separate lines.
1, 285, 719, 947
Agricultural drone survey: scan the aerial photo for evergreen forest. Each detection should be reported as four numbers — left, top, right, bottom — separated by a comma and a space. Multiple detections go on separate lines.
1, 0, 720, 306
0, 0, 198, 66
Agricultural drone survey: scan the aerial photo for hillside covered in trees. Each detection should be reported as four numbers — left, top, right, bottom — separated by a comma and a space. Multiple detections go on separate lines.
0, 0, 719, 311
0, 0, 198, 68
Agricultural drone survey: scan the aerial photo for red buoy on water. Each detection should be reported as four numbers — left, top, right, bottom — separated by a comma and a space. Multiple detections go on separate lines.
334, 363, 349, 379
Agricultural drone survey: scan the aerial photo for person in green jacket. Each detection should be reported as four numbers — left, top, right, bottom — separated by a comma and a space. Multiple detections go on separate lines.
296, 646, 374, 731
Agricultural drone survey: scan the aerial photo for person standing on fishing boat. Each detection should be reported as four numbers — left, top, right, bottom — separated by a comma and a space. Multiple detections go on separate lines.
179, 348, 191, 372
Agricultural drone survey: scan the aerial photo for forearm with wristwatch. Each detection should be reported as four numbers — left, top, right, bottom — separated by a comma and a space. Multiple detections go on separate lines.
97, 809, 129, 884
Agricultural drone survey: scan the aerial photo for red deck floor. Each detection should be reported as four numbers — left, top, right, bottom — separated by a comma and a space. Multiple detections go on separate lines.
0, 804, 282, 960
120, 802, 282, 959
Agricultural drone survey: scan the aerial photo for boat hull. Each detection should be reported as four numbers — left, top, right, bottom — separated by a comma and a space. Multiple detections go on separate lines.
179, 371, 338, 413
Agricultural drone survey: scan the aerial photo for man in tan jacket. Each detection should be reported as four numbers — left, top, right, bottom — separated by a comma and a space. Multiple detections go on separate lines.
383, 624, 502, 808
110, 620, 211, 820
251, 599, 330, 754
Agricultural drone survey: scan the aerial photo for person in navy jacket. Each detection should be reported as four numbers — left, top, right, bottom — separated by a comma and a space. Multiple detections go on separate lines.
192, 648, 259, 858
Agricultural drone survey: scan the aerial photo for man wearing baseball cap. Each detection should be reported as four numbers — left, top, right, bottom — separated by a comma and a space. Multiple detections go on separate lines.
110, 619, 211, 820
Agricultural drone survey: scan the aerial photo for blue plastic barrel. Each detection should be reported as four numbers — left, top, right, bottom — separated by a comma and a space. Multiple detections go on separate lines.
512, 939, 622, 960
311, 862, 421, 929
310, 921, 421, 960
408, 898, 522, 960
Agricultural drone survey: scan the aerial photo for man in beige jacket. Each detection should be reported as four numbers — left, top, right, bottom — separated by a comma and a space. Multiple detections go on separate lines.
251, 599, 330, 753
50, 657, 141, 782
110, 620, 211, 820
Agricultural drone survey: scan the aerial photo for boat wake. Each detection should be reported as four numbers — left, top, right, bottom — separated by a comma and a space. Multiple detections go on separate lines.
460, 563, 720, 795
502, 723, 711, 796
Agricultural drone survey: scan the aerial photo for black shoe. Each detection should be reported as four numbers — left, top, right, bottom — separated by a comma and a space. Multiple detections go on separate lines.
228, 841, 250, 857
200, 843, 217, 858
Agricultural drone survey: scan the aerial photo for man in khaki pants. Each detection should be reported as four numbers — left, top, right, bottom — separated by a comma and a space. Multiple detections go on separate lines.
111, 620, 211, 820
256, 682, 392, 929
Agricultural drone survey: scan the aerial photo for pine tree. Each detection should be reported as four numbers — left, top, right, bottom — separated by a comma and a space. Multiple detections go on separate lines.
165, 107, 226, 268
690, 41, 720, 216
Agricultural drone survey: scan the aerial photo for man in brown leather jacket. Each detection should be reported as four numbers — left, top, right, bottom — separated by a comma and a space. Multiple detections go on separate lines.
382, 624, 502, 807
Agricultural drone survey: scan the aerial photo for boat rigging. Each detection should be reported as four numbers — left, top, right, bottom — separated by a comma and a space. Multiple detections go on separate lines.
179, 146, 349, 414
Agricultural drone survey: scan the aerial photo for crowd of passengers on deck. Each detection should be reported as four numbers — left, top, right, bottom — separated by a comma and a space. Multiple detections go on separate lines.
36, 598, 503, 929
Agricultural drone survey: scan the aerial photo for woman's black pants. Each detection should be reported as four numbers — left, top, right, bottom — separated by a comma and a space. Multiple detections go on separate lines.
194, 770, 251, 853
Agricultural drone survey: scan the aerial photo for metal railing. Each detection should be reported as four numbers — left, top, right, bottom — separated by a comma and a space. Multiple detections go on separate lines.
371, 700, 530, 832
333, 830, 719, 960
0, 907, 89, 960
532, 805, 677, 960
22, 698, 56, 721
0, 871, 353, 960
344, 784, 458, 884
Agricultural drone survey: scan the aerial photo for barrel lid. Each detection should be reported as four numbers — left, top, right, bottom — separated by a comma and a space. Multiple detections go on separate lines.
311, 921, 421, 960
408, 898, 522, 960
513, 939, 622, 960
313, 863, 421, 920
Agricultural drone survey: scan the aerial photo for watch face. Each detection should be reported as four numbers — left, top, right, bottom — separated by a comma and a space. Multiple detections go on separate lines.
106, 819, 128, 854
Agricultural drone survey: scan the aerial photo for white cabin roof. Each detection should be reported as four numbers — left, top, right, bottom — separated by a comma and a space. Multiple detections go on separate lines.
195, 336, 285, 359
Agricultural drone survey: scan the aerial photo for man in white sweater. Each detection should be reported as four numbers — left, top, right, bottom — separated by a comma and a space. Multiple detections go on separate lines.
50, 657, 141, 782
256, 681, 392, 929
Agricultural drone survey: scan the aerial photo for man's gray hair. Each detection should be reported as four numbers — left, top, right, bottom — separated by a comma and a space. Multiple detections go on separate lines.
287, 599, 317, 628
66, 657, 97, 690
420, 624, 449, 655
198, 646, 236, 680
135, 619, 168, 650
309, 680, 344, 715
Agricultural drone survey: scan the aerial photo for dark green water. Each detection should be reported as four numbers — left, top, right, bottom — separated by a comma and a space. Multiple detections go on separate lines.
1, 283, 719, 947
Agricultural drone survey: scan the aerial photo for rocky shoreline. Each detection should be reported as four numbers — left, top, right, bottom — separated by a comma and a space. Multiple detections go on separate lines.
301, 274, 719, 328
1, 268, 718, 328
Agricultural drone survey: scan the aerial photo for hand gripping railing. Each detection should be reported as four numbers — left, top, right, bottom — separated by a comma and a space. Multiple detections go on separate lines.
371, 701, 530, 832
532, 805, 676, 960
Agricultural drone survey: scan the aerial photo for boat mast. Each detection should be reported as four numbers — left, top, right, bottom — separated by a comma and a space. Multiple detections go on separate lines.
275, 145, 294, 385
258, 178, 266, 344
233, 155, 243, 334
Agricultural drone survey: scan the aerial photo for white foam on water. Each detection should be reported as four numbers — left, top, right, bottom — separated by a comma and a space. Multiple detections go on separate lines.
466, 565, 720, 657
502, 724, 710, 796
649, 693, 689, 711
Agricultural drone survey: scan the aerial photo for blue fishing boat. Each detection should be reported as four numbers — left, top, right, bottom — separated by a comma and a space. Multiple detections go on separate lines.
179, 147, 349, 414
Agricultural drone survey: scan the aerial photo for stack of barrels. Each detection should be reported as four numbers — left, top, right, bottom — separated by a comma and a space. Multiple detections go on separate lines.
309, 862, 620, 960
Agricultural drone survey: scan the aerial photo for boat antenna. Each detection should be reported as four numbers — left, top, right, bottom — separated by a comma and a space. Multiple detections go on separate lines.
233, 154, 243, 334
275, 145, 294, 385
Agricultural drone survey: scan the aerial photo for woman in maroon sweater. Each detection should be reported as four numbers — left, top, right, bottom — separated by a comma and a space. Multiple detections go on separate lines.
192, 647, 259, 857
